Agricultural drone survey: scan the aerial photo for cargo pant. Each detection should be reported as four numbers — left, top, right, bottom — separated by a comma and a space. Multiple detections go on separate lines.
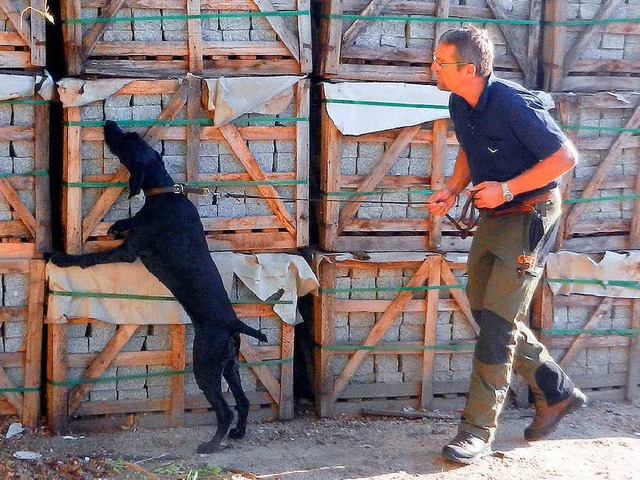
459, 192, 575, 442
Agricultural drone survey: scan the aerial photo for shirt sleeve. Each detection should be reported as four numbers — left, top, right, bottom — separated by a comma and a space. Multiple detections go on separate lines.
502, 90, 567, 161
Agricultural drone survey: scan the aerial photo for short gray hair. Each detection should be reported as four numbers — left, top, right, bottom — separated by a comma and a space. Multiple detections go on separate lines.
438, 26, 494, 78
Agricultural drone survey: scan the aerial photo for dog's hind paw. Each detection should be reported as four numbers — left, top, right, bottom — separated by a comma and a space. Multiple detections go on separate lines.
228, 427, 246, 439
196, 440, 222, 454
257, 331, 268, 343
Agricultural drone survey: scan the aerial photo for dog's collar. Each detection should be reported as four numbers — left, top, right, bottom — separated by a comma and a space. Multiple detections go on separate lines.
143, 183, 212, 197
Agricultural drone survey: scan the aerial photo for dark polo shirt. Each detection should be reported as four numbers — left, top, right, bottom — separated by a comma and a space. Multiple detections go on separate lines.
449, 74, 567, 205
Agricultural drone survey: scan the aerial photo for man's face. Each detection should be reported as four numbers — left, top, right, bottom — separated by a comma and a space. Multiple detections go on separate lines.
431, 43, 469, 92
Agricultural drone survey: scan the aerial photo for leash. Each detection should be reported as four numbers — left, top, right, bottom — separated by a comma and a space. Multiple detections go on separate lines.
445, 192, 479, 239
143, 183, 219, 199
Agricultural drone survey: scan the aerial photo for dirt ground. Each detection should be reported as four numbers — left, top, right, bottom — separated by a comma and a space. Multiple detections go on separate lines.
1, 399, 639, 479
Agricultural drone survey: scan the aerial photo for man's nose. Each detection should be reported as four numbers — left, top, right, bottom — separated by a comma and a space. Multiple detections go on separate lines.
430, 61, 439, 72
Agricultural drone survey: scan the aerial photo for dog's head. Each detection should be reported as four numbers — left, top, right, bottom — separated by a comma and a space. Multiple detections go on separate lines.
104, 120, 167, 198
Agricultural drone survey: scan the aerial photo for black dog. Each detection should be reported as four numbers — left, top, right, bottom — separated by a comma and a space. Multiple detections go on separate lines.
51, 120, 268, 453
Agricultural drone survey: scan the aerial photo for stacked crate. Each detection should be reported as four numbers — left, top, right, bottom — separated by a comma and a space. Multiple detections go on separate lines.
531, 0, 640, 401
48, 0, 313, 431
313, 253, 477, 416
0, 2, 49, 426
46, 257, 295, 431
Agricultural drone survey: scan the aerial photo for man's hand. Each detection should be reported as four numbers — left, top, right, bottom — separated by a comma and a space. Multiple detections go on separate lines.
425, 187, 458, 216
469, 181, 505, 209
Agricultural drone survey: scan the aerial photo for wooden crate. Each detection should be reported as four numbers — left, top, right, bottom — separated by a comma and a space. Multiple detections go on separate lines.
0, 83, 51, 256
62, 0, 312, 77
319, 92, 474, 253
532, 269, 640, 402
46, 267, 294, 432
61, 76, 309, 254
543, 0, 640, 92
0, 2, 46, 69
0, 258, 45, 427
313, 252, 478, 417
551, 92, 640, 253
318, 0, 542, 87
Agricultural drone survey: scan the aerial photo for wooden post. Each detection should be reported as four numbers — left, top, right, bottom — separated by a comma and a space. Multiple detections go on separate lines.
35, 100, 51, 253
429, 119, 447, 250
319, 104, 343, 251
295, 79, 310, 247
279, 323, 295, 420
169, 324, 185, 427
63, 107, 82, 254
47, 322, 68, 432
315, 256, 336, 417
420, 256, 440, 408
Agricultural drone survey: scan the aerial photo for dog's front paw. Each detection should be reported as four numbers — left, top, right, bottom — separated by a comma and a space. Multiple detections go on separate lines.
257, 331, 268, 343
49, 252, 77, 268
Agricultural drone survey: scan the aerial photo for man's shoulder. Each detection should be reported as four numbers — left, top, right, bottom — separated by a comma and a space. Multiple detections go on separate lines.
489, 77, 542, 108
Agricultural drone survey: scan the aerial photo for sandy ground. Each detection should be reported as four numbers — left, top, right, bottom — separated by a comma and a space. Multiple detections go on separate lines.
2, 399, 639, 479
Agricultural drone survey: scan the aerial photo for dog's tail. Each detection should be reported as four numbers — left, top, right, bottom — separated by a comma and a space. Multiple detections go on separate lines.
234, 319, 268, 343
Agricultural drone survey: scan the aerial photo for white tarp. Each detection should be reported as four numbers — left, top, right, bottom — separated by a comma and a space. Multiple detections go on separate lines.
202, 75, 303, 125
546, 251, 640, 298
322, 82, 451, 136
0, 72, 54, 101
47, 253, 319, 325
57, 77, 136, 107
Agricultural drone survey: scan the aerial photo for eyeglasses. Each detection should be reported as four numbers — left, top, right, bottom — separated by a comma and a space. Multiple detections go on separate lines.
432, 53, 470, 67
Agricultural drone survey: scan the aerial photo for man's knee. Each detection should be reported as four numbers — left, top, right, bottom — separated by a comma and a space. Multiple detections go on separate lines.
475, 310, 513, 365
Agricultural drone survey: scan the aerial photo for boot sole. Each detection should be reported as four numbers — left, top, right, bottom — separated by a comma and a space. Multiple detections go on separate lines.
524, 391, 587, 441
442, 445, 493, 465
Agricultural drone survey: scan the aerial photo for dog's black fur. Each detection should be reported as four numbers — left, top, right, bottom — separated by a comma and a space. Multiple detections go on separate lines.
51, 120, 268, 453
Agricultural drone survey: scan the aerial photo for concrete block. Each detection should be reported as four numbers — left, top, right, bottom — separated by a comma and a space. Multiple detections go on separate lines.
3, 320, 25, 338
4, 274, 27, 306
90, 390, 118, 401
376, 276, 403, 300
399, 324, 422, 342
400, 355, 422, 381
275, 152, 295, 172
350, 277, 375, 299
450, 353, 473, 371
375, 372, 403, 383
349, 312, 375, 327
118, 389, 148, 400
68, 337, 90, 354
223, 30, 251, 41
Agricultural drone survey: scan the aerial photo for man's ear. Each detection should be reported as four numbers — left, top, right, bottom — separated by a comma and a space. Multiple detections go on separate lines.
128, 163, 145, 198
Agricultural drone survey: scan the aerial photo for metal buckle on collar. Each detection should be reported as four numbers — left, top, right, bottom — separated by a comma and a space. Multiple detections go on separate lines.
201, 187, 211, 196
173, 183, 184, 194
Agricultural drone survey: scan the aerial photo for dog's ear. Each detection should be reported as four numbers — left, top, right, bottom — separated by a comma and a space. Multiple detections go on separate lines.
128, 162, 145, 198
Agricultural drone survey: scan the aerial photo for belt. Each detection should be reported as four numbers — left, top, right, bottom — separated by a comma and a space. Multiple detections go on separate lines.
484, 189, 558, 218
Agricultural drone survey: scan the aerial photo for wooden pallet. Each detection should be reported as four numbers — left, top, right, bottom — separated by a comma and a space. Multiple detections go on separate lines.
0, 258, 45, 427
319, 0, 541, 87
531, 275, 640, 402
0, 1, 46, 69
318, 94, 473, 252
0, 87, 51, 256
62, 0, 312, 77
543, 0, 640, 92
62, 76, 309, 254
551, 92, 640, 253
46, 289, 294, 432
313, 252, 478, 417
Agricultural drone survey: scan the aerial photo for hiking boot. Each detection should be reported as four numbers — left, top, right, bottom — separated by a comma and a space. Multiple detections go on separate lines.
441, 431, 492, 464
524, 387, 587, 441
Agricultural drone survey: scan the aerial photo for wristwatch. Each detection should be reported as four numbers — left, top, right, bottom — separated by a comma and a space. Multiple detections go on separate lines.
500, 182, 514, 202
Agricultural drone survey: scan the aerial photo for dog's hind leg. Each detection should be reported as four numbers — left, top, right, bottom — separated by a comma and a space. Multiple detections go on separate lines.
223, 346, 250, 439
193, 337, 234, 453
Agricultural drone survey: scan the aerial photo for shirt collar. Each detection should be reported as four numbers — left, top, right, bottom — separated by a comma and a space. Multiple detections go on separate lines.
474, 74, 497, 111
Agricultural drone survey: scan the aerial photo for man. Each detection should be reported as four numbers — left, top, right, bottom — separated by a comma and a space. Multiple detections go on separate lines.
426, 26, 585, 464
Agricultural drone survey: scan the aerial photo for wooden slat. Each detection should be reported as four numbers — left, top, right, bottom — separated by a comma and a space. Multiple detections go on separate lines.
315, 257, 336, 417
47, 323, 68, 432
336, 124, 422, 234
218, 123, 297, 235
279, 323, 294, 420
22, 260, 45, 427
186, 0, 204, 73
239, 342, 281, 404
441, 260, 478, 334
429, 119, 446, 249
169, 324, 185, 426
0, 179, 37, 238
253, 0, 299, 60
295, 79, 310, 247
0, 0, 32, 49
342, 0, 392, 46
0, 365, 23, 417
320, 104, 343, 251
332, 257, 433, 401
420, 256, 439, 408
322, 0, 344, 75
81, 0, 127, 58
558, 298, 613, 369
67, 324, 139, 413
35, 102, 51, 252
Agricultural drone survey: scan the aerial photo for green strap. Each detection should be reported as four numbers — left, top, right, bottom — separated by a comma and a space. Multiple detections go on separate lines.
50, 290, 293, 305
539, 328, 640, 336
545, 278, 640, 290
64, 10, 310, 24
562, 125, 640, 134
322, 13, 640, 27
0, 99, 49, 105
64, 181, 128, 188
47, 358, 294, 387
564, 194, 640, 204
65, 117, 307, 128
314, 341, 474, 352
323, 99, 448, 110
0, 386, 40, 393
320, 284, 463, 294
0, 170, 48, 178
